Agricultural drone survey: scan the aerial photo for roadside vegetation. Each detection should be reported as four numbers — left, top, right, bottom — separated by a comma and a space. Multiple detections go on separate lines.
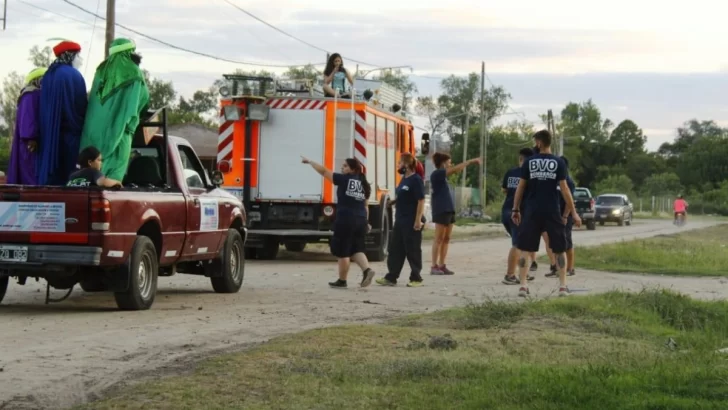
576, 225, 728, 276
81, 289, 728, 410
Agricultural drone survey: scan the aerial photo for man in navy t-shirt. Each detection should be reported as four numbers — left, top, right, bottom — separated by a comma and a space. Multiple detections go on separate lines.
501, 147, 533, 285
545, 155, 577, 279
511, 130, 581, 298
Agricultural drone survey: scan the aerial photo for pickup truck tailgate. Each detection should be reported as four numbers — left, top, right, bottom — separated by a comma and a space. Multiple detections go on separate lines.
0, 188, 91, 244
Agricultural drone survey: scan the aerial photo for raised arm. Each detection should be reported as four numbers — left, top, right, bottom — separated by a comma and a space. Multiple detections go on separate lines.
446, 158, 480, 177
301, 156, 334, 182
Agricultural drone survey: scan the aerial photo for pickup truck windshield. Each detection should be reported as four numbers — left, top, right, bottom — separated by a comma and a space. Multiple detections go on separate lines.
574, 190, 590, 199
597, 196, 623, 205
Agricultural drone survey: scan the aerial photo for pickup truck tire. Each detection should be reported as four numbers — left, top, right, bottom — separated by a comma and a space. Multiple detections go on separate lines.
114, 236, 158, 311
284, 242, 306, 252
0, 274, 8, 304
211, 229, 245, 293
586, 220, 596, 230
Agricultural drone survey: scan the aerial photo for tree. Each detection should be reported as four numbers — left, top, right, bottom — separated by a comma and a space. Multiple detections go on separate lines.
675, 135, 728, 189
624, 152, 666, 188
594, 174, 634, 197
372, 69, 418, 111
0, 72, 24, 138
143, 70, 177, 109
641, 172, 683, 197
28, 45, 55, 67
658, 119, 727, 163
415, 95, 448, 148
284, 64, 319, 83
609, 119, 646, 162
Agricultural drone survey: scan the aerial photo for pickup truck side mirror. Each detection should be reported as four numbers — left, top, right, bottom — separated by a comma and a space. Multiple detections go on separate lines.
211, 170, 224, 187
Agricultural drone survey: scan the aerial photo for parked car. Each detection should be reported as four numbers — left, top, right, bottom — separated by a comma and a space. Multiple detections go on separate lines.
573, 187, 596, 230
594, 194, 634, 226
0, 108, 247, 310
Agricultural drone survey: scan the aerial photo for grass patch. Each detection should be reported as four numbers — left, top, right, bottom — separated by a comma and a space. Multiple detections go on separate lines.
81, 289, 728, 410
575, 225, 728, 276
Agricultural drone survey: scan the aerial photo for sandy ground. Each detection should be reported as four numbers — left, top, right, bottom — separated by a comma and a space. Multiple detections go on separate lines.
0, 219, 725, 409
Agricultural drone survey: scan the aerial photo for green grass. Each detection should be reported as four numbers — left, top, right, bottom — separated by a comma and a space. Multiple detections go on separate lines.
80, 289, 728, 410
575, 225, 728, 276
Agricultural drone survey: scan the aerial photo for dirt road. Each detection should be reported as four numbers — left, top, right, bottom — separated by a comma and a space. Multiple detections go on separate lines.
0, 219, 725, 409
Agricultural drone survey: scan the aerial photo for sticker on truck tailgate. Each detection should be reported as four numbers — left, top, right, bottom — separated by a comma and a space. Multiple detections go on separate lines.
200, 198, 219, 231
0, 202, 65, 232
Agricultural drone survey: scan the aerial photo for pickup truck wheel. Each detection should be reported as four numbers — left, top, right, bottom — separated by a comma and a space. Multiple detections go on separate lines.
257, 237, 280, 260
284, 242, 306, 252
0, 274, 8, 304
617, 217, 624, 227
625, 214, 632, 226
211, 229, 245, 293
586, 220, 596, 230
114, 236, 158, 311
366, 211, 390, 262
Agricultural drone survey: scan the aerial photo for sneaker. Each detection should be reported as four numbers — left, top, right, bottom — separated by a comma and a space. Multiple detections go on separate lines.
407, 281, 423, 288
530, 261, 538, 272
439, 265, 455, 275
518, 287, 529, 298
360, 268, 375, 287
502, 275, 519, 285
545, 265, 558, 278
329, 279, 347, 288
430, 266, 444, 275
559, 287, 570, 297
568, 269, 576, 277
376, 278, 396, 286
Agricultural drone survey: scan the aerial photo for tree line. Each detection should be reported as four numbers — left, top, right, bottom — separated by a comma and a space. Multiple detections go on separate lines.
1, 45, 727, 215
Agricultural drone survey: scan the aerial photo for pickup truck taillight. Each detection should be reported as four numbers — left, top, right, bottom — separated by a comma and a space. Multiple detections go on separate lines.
90, 198, 111, 231
589, 199, 595, 210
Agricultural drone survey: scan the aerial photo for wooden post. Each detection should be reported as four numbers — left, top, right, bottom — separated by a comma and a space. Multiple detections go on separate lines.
104, 0, 115, 58
479, 61, 486, 210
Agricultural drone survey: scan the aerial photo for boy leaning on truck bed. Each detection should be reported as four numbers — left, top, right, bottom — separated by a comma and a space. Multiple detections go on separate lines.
66, 146, 122, 188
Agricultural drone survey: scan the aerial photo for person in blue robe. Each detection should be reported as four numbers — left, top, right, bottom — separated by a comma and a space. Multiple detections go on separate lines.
36, 40, 88, 185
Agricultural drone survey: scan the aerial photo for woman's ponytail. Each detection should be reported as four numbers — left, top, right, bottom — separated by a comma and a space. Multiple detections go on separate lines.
358, 173, 372, 199
345, 157, 372, 199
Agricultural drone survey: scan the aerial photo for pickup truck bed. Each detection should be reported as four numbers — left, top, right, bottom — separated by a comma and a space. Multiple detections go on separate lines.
573, 187, 597, 230
0, 132, 248, 310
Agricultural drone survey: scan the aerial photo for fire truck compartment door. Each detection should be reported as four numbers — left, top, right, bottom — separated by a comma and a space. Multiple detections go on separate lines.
258, 109, 325, 200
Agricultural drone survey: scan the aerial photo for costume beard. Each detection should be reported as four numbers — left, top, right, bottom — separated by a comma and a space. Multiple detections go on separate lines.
72, 54, 83, 70
130, 52, 142, 66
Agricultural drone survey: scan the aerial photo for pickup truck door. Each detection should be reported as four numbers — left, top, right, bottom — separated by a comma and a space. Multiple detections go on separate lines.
177, 145, 224, 260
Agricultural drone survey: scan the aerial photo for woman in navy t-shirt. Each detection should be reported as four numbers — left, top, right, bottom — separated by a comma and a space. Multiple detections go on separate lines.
429, 152, 481, 275
301, 156, 375, 288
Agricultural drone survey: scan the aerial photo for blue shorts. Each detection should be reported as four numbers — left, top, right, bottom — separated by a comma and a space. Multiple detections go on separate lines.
502, 210, 519, 247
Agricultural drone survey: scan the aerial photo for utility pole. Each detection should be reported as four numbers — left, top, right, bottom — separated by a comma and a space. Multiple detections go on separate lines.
2, 0, 8, 31
461, 111, 470, 190
479, 61, 486, 210
104, 0, 116, 58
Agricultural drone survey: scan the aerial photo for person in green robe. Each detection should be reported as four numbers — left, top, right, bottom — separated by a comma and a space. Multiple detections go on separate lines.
80, 38, 149, 181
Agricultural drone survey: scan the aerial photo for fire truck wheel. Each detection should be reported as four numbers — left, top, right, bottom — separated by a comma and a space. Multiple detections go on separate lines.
284, 242, 306, 252
366, 212, 390, 262
257, 237, 280, 260
0, 274, 8, 304
244, 247, 258, 259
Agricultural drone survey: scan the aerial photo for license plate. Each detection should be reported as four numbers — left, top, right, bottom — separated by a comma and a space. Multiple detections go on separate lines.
0, 245, 28, 262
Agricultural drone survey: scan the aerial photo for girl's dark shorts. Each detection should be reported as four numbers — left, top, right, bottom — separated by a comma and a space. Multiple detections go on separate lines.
330, 215, 368, 258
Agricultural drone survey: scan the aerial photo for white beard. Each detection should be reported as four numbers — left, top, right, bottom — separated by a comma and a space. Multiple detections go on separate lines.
72, 54, 83, 70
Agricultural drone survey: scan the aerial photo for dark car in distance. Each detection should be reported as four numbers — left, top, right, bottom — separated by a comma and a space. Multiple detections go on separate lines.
595, 194, 634, 226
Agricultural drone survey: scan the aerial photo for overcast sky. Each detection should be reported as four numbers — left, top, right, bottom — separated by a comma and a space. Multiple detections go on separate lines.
1, 0, 726, 151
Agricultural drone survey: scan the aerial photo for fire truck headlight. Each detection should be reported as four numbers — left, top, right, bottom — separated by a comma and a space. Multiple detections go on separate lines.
223, 105, 241, 121
219, 86, 231, 97
248, 103, 270, 121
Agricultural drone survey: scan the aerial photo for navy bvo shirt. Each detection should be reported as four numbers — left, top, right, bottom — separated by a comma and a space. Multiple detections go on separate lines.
333, 173, 368, 218
519, 154, 566, 215
430, 168, 454, 215
501, 166, 521, 212
395, 174, 425, 225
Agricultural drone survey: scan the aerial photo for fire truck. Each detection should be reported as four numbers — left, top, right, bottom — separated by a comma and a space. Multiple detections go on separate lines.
215, 74, 416, 261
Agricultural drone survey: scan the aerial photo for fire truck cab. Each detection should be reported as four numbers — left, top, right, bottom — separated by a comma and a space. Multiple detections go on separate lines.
216, 75, 416, 261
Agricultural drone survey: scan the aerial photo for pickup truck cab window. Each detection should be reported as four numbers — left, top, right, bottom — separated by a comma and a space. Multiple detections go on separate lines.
178, 145, 209, 191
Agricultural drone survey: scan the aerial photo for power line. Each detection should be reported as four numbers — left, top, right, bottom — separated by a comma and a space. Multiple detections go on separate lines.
59, 0, 324, 68
222, 0, 386, 68
16, 0, 101, 28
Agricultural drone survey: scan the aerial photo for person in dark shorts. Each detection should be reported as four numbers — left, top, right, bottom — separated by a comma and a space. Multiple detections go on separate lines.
511, 130, 581, 298
429, 152, 480, 275
67, 146, 122, 188
501, 147, 535, 285
301, 156, 375, 289
376, 153, 425, 287
545, 155, 577, 278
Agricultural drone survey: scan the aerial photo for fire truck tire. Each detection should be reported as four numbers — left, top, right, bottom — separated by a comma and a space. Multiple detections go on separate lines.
284, 242, 306, 252
257, 237, 280, 260
366, 212, 390, 262
0, 274, 8, 304
244, 247, 258, 259
114, 236, 158, 311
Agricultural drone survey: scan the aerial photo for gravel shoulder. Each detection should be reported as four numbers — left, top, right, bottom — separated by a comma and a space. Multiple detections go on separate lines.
0, 219, 724, 409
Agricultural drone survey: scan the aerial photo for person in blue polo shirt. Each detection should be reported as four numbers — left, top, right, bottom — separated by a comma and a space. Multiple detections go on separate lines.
501, 147, 534, 285
545, 155, 577, 278
511, 130, 581, 298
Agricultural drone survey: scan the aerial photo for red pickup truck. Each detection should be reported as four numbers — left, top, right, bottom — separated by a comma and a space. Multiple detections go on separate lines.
0, 109, 247, 310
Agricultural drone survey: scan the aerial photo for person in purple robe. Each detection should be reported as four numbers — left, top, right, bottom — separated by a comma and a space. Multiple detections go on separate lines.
6, 67, 46, 185
36, 40, 88, 185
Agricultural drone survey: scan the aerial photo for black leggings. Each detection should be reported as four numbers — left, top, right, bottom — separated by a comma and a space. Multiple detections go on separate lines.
384, 222, 423, 283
